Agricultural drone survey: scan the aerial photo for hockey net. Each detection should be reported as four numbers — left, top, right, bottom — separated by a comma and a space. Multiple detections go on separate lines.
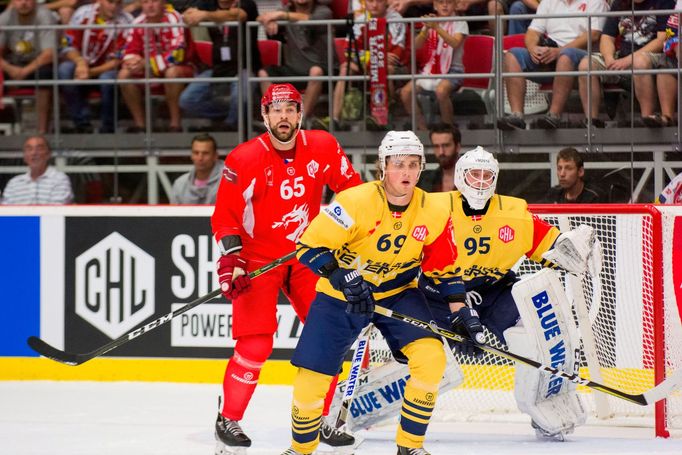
365, 204, 682, 437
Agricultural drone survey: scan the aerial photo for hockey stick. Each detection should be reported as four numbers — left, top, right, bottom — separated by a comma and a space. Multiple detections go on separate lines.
27, 251, 297, 366
374, 304, 682, 406
334, 324, 372, 429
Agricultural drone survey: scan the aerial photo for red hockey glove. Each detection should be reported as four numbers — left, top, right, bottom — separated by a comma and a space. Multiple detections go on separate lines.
217, 254, 251, 300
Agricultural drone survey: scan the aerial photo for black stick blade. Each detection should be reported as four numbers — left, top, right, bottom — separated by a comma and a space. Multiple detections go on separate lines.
27, 336, 85, 366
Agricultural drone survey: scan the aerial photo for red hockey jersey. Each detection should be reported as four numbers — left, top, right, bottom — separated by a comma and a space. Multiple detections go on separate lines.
212, 130, 362, 262
122, 5, 195, 76
62, 3, 133, 67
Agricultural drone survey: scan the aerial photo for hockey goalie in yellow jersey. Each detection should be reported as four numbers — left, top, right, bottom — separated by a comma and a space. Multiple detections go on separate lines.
280, 131, 478, 455
421, 146, 601, 441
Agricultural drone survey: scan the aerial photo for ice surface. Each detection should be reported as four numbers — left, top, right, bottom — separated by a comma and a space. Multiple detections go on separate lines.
2, 381, 682, 454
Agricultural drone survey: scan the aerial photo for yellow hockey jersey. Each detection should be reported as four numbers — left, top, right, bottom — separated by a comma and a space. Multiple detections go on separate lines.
297, 182, 463, 301
435, 191, 560, 290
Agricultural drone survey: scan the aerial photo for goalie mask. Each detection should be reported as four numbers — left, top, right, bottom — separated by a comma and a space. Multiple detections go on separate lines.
378, 130, 425, 180
455, 146, 499, 210
261, 83, 303, 146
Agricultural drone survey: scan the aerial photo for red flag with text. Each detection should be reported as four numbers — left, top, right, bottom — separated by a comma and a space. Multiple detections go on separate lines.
368, 17, 388, 125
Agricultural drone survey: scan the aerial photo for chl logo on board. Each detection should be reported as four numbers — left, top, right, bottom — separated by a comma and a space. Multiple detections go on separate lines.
75, 232, 155, 339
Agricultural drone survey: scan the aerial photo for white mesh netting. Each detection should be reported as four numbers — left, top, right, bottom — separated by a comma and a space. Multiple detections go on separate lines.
365, 206, 682, 434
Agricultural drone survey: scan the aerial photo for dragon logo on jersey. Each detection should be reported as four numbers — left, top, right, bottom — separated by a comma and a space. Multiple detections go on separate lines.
272, 203, 310, 242
307, 159, 319, 178
340, 155, 355, 179
499, 225, 515, 243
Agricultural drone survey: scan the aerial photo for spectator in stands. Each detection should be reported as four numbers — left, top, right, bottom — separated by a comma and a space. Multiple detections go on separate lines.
170, 133, 222, 204
456, 0, 507, 36
0, 0, 57, 134
543, 147, 602, 203
418, 122, 462, 191
313, 0, 406, 131
577, 0, 674, 129
399, 0, 467, 131
388, 0, 435, 16
59, 0, 133, 134
649, 2, 681, 127
497, 0, 608, 131
118, 0, 196, 133
44, 0, 82, 24
180, 0, 261, 131
508, 0, 539, 35
0, 136, 73, 205
257, 0, 331, 125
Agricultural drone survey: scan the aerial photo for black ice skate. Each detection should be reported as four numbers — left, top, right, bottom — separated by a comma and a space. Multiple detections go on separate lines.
397, 446, 431, 455
319, 419, 355, 447
215, 413, 251, 455
280, 448, 304, 455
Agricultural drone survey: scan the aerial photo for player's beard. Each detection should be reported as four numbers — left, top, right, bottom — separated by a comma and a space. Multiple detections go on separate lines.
270, 120, 297, 143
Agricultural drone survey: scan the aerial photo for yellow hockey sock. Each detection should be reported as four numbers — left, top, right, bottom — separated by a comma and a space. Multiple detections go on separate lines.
396, 338, 446, 448
290, 367, 334, 454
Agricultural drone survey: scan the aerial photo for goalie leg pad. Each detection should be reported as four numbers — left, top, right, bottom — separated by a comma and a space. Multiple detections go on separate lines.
327, 341, 463, 432
508, 269, 587, 437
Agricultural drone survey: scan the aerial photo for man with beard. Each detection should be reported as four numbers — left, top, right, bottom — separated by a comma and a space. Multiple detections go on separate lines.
417, 122, 461, 192
210, 83, 362, 455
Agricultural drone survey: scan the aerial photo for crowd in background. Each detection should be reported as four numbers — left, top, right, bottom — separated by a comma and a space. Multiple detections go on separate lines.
1, 0, 682, 204
1, 0, 681, 134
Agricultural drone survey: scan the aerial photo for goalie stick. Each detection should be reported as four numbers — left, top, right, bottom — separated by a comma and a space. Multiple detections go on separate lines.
27, 251, 297, 366
374, 304, 682, 407
334, 324, 372, 429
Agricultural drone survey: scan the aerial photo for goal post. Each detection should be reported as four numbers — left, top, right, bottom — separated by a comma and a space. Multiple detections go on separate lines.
362, 203, 682, 437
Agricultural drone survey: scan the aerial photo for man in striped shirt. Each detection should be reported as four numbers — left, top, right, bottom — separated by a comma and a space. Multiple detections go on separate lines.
1, 136, 73, 205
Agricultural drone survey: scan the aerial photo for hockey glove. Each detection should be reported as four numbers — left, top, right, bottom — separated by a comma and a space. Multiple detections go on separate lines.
329, 268, 376, 314
448, 306, 486, 358
217, 254, 251, 300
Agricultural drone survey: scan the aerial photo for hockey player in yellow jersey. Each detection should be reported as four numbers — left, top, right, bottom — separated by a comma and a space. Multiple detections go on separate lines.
280, 131, 476, 455
421, 146, 600, 442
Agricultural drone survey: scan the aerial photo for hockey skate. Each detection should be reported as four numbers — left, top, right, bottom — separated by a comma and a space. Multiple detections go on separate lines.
215, 413, 251, 455
531, 420, 567, 442
280, 448, 305, 455
319, 420, 355, 448
397, 446, 431, 455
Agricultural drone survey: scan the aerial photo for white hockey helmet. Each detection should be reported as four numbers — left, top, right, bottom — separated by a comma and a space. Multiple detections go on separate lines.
455, 146, 499, 209
378, 130, 425, 179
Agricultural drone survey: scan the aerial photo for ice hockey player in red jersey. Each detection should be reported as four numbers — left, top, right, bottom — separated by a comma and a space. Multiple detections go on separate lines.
210, 83, 363, 454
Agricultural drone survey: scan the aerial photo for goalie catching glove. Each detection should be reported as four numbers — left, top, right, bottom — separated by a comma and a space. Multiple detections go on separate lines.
542, 224, 601, 275
448, 306, 486, 358
329, 268, 376, 314
217, 254, 251, 300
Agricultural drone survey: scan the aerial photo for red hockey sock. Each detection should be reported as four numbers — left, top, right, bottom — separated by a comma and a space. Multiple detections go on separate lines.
322, 374, 340, 416
221, 334, 273, 421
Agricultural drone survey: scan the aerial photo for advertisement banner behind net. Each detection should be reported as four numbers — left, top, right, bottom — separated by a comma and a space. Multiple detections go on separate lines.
64, 217, 301, 360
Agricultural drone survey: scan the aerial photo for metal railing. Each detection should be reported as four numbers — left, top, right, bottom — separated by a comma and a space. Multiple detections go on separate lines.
0, 10, 681, 203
